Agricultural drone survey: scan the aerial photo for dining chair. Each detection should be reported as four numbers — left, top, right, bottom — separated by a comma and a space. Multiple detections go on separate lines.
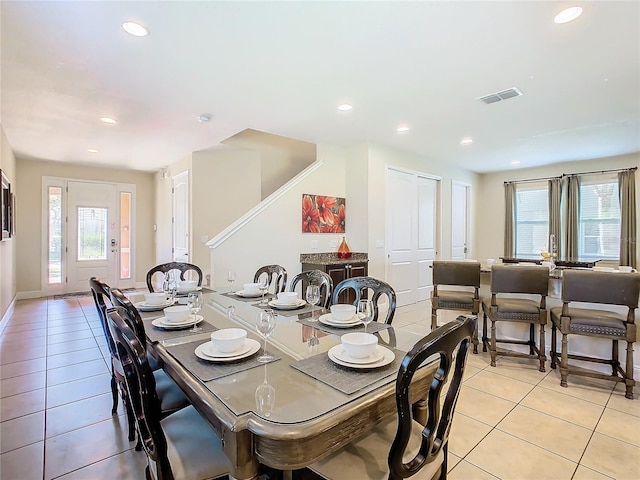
430, 260, 481, 353
146, 262, 203, 292
304, 315, 476, 480
288, 270, 334, 309
481, 264, 549, 372
89, 277, 136, 443
109, 289, 191, 447
550, 269, 640, 399
106, 308, 231, 480
254, 264, 288, 294
332, 276, 397, 324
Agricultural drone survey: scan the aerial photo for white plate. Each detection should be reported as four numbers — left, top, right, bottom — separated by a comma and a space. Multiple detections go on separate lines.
328, 345, 385, 364
175, 286, 203, 296
195, 338, 261, 362
318, 313, 362, 327
151, 315, 204, 329
235, 290, 263, 298
328, 345, 394, 369
199, 340, 253, 359
268, 299, 306, 310
134, 300, 175, 311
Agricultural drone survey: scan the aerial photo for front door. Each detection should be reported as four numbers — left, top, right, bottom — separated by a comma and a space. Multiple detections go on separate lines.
67, 181, 118, 293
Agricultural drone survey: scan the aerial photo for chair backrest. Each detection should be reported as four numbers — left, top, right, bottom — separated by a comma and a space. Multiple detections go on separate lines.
89, 277, 117, 358
146, 262, 203, 292
288, 270, 334, 309
562, 270, 640, 309
388, 315, 476, 480
110, 288, 148, 348
106, 307, 172, 479
332, 276, 397, 324
490, 264, 549, 296
432, 260, 480, 288
253, 265, 287, 294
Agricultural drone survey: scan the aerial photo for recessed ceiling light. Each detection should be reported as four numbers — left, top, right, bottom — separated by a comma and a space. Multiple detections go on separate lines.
99, 117, 117, 125
337, 103, 353, 112
87, 148, 98, 153
396, 124, 410, 133
511, 160, 521, 165
197, 114, 211, 123
460, 137, 473, 146
554, 6, 583, 24
122, 21, 149, 37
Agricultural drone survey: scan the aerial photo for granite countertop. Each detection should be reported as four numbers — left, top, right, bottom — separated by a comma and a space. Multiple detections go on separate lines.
300, 252, 369, 265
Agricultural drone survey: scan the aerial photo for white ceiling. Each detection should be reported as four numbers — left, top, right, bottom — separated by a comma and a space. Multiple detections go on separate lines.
2, 1, 639, 173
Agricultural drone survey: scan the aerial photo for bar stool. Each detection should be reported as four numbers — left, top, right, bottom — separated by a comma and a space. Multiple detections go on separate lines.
550, 269, 640, 399
481, 264, 549, 372
431, 260, 481, 353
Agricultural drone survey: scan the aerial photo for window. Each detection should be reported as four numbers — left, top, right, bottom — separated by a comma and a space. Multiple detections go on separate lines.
48, 186, 63, 284
77, 207, 108, 261
515, 182, 549, 259
579, 177, 620, 261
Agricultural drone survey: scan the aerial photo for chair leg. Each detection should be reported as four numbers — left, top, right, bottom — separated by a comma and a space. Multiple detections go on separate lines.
550, 322, 557, 369
482, 313, 488, 352
529, 323, 535, 355
538, 323, 546, 373
431, 308, 438, 331
490, 319, 497, 367
121, 388, 136, 442
625, 341, 635, 399
110, 374, 118, 414
472, 322, 479, 355
612, 339, 619, 376
560, 333, 569, 388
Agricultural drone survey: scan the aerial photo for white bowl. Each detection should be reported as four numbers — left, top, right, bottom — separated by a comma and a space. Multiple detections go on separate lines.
177, 280, 198, 292
341, 332, 378, 359
330, 304, 356, 322
163, 305, 191, 323
145, 292, 172, 305
210, 328, 247, 353
277, 292, 298, 304
243, 282, 260, 295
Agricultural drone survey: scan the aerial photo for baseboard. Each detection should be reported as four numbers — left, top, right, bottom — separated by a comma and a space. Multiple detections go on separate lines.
16, 290, 44, 300
0, 296, 16, 335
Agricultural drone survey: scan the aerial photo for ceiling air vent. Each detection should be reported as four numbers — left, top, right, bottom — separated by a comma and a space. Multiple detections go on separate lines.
478, 87, 523, 105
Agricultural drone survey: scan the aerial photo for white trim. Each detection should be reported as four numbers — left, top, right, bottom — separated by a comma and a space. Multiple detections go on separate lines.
16, 290, 44, 300
451, 180, 472, 260
206, 160, 324, 249
0, 296, 16, 335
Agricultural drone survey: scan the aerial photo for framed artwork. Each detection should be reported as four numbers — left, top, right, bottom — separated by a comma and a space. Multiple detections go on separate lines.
302, 194, 345, 233
0, 169, 11, 240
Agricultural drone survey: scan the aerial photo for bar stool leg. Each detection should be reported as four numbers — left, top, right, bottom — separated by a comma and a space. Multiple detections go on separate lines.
560, 333, 569, 388
482, 312, 488, 353
625, 341, 635, 399
550, 322, 557, 369
538, 323, 546, 373
490, 320, 497, 367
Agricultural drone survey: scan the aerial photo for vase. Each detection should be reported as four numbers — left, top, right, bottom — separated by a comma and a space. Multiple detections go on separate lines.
337, 236, 352, 259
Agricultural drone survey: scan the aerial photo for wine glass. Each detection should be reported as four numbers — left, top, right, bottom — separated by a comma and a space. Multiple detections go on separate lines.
258, 277, 269, 306
357, 299, 373, 333
255, 309, 276, 363
305, 285, 321, 321
188, 291, 203, 333
163, 271, 176, 303
255, 365, 276, 418
226, 270, 236, 293
307, 327, 319, 353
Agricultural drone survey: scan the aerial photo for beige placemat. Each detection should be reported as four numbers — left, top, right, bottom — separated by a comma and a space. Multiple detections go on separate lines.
221, 291, 275, 303
290, 347, 404, 395
166, 338, 280, 382
297, 317, 392, 335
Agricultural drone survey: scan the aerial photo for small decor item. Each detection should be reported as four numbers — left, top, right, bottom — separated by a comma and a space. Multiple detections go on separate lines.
337, 236, 351, 259
302, 194, 345, 233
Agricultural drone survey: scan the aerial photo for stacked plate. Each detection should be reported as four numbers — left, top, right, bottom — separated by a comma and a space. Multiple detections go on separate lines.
175, 286, 203, 296
328, 344, 394, 369
195, 338, 261, 362
134, 299, 175, 311
234, 290, 263, 298
151, 315, 203, 329
268, 299, 306, 310
319, 312, 362, 328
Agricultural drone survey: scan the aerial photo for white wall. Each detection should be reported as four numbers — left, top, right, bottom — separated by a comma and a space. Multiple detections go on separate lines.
0, 125, 17, 323
209, 144, 348, 289
476, 152, 640, 265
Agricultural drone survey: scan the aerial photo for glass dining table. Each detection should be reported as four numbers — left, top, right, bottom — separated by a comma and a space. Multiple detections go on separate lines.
140, 291, 431, 480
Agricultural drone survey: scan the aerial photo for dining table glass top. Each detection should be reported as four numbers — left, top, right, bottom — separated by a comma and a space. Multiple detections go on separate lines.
143, 291, 426, 426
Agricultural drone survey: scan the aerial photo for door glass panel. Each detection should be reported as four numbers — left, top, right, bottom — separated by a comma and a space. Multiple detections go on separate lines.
48, 187, 63, 284
120, 192, 131, 279
77, 207, 107, 260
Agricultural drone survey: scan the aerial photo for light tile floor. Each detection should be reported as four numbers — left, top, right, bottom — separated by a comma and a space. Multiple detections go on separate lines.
1, 296, 639, 479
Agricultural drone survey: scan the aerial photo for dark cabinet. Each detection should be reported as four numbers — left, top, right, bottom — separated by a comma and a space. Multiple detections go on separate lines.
302, 261, 368, 304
